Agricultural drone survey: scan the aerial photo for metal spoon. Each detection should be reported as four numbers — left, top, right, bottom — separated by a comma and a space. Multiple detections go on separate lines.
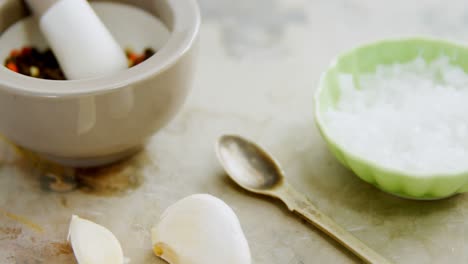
216, 135, 392, 264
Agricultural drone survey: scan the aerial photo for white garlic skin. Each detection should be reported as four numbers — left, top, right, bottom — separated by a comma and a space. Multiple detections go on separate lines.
151, 194, 252, 264
68, 215, 124, 264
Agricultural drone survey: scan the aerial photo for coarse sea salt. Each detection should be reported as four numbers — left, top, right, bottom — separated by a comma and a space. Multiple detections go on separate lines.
323, 56, 468, 175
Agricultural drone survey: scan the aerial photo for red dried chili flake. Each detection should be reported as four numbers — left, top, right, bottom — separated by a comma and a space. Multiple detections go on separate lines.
4, 46, 156, 80
6, 62, 18, 72
9, 49, 20, 58
134, 56, 145, 66
21, 47, 32, 55
128, 53, 139, 63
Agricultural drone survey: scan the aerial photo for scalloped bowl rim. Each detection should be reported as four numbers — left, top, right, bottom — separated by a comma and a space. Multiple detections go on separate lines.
314, 37, 468, 197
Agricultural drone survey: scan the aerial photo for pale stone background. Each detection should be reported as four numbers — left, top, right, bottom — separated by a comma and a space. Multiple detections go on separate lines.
2, 0, 468, 263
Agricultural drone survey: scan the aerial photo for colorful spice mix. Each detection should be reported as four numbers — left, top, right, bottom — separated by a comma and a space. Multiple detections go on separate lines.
125, 47, 155, 67
4, 46, 155, 80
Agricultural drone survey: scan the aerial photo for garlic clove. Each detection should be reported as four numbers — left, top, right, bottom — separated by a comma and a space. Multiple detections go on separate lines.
151, 194, 251, 264
68, 215, 124, 264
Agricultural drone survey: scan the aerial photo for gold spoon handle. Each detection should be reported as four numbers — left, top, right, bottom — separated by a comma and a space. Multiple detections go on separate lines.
278, 184, 392, 264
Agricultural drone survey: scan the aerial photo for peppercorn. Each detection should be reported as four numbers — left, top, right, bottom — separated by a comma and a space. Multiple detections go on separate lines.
29, 66, 39, 77
5, 46, 156, 80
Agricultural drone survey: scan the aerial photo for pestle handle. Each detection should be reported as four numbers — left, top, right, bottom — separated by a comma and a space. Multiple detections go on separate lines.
24, 0, 128, 80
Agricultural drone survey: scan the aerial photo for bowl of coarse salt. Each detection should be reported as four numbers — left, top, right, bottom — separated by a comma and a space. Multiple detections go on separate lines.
315, 38, 468, 199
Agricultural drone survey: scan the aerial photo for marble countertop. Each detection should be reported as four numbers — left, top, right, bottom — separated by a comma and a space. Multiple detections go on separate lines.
3, 0, 468, 263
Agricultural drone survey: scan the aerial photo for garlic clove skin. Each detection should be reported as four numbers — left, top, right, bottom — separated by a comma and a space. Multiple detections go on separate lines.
68, 215, 124, 264
151, 194, 252, 264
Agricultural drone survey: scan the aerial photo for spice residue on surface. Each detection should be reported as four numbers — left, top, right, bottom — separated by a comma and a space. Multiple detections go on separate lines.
4, 46, 155, 80
0, 226, 22, 240
74, 158, 145, 195
0, 136, 148, 196
59, 196, 68, 208
33, 151, 148, 196
49, 242, 74, 256
323, 56, 468, 175
0, 208, 43, 233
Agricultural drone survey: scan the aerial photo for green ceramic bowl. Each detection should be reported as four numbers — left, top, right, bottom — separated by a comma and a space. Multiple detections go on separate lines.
314, 38, 468, 200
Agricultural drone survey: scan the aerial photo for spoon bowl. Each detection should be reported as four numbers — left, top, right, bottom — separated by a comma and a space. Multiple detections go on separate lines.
216, 135, 284, 193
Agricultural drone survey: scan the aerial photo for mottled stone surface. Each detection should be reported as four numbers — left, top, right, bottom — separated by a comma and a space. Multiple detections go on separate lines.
2, 0, 468, 263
